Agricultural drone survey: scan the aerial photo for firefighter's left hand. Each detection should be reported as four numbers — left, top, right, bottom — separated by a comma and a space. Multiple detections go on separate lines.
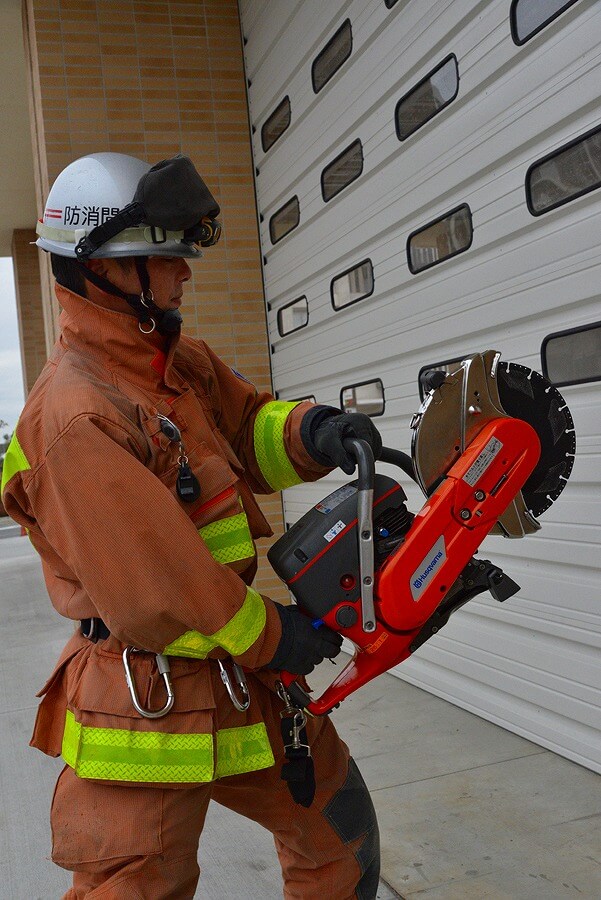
312, 412, 383, 474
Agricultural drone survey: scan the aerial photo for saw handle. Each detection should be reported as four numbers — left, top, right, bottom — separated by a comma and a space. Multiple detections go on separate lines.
341, 437, 374, 490
278, 438, 418, 710
279, 437, 376, 706
379, 446, 418, 483
343, 438, 417, 484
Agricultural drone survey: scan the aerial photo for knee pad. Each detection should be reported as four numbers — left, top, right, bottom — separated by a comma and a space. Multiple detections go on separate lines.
323, 758, 381, 900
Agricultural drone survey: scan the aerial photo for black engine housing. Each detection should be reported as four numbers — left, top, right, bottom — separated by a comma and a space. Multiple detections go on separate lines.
268, 475, 410, 621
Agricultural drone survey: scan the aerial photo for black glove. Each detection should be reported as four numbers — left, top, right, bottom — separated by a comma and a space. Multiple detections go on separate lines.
305, 411, 383, 475
268, 603, 343, 675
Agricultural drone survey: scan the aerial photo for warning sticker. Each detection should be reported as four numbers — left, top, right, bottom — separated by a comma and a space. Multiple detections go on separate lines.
463, 436, 503, 487
315, 484, 357, 515
324, 520, 346, 543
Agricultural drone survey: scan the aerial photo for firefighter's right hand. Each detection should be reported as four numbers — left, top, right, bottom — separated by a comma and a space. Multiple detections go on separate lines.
267, 603, 343, 675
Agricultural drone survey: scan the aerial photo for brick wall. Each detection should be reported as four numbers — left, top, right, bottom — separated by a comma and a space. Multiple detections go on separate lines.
12, 229, 46, 395
24, 0, 288, 601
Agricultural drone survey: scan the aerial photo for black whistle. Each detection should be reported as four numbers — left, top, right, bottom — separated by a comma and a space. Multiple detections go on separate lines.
177, 463, 201, 503
159, 415, 201, 504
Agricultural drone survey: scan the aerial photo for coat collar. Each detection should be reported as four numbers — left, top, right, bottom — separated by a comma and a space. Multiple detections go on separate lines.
56, 284, 185, 393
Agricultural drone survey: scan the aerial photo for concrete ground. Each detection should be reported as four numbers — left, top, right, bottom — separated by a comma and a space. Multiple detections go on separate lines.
1, 520, 600, 899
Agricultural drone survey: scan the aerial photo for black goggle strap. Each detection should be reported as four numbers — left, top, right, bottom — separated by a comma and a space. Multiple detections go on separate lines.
74, 202, 145, 261
73, 204, 221, 260
77, 260, 154, 324
76, 260, 183, 337
134, 256, 151, 300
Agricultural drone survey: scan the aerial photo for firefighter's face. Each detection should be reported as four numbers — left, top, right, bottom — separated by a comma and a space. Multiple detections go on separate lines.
87, 256, 192, 312
144, 257, 192, 311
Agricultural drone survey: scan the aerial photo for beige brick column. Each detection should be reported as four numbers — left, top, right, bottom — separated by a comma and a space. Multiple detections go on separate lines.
23, 0, 288, 601
12, 229, 47, 396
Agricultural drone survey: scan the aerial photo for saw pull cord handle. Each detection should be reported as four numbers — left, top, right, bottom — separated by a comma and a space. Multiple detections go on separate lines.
342, 438, 377, 633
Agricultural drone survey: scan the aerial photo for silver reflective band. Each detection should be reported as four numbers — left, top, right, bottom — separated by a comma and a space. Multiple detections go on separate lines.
36, 220, 188, 246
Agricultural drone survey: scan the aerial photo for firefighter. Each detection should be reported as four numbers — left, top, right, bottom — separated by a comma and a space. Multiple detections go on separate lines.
2, 152, 383, 899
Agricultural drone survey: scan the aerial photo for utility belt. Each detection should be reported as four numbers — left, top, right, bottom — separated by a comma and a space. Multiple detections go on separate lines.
79, 617, 250, 718
80, 620, 315, 804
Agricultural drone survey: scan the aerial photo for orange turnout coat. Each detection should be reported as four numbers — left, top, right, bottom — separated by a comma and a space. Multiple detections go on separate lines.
2, 285, 331, 787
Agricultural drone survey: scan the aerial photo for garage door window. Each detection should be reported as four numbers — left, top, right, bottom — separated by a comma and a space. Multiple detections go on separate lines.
407, 205, 473, 274
511, 0, 580, 45
270, 196, 300, 244
526, 124, 601, 215
331, 259, 374, 310
322, 140, 364, 202
395, 55, 459, 141
312, 19, 352, 93
340, 379, 385, 416
261, 96, 291, 153
542, 321, 601, 386
277, 296, 308, 336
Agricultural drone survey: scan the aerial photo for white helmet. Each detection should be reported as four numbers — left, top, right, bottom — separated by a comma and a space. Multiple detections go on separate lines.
36, 152, 219, 259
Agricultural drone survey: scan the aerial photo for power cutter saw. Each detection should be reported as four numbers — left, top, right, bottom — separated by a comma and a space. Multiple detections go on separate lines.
268, 350, 576, 715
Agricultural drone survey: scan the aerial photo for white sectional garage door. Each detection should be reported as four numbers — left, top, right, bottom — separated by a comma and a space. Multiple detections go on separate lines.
239, 0, 601, 772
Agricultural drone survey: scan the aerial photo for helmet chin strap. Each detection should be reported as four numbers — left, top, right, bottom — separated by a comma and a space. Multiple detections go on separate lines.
77, 258, 183, 336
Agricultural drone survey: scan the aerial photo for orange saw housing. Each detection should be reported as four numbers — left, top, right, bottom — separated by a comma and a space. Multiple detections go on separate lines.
270, 416, 540, 716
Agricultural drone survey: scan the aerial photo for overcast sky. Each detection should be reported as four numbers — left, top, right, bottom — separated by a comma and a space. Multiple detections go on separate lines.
0, 257, 25, 436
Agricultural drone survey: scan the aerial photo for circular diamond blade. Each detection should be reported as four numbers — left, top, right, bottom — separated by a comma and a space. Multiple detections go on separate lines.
496, 362, 576, 518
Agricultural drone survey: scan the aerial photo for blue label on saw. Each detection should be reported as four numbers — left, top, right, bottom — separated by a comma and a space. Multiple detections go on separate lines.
410, 536, 446, 601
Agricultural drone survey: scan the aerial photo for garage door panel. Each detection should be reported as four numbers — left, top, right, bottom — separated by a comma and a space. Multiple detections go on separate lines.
400, 649, 600, 771
267, 246, 601, 380
240, 0, 601, 771
252, 0, 595, 226
468, 589, 601, 638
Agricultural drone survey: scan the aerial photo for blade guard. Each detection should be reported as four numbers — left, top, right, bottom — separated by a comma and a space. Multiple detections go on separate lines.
283, 416, 540, 716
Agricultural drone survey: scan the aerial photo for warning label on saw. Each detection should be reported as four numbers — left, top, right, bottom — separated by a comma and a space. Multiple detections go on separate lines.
315, 484, 357, 515
463, 436, 503, 487
324, 520, 346, 543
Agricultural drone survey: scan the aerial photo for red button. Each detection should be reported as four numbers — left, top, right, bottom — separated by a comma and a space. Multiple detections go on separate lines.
340, 574, 356, 590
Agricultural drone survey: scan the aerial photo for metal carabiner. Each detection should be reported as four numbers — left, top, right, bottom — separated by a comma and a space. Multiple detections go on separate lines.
218, 658, 250, 711
122, 647, 175, 719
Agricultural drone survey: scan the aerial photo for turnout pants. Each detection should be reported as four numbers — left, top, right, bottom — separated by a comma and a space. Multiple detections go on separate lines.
50, 673, 380, 899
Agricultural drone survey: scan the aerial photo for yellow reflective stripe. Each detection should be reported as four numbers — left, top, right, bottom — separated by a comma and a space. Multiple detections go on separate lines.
1, 431, 30, 495
163, 586, 266, 659
253, 401, 304, 491
216, 723, 274, 777
62, 711, 274, 783
198, 510, 255, 565
62, 709, 214, 782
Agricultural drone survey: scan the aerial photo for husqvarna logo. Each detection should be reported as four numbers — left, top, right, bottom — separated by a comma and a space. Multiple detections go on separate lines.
410, 536, 446, 601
